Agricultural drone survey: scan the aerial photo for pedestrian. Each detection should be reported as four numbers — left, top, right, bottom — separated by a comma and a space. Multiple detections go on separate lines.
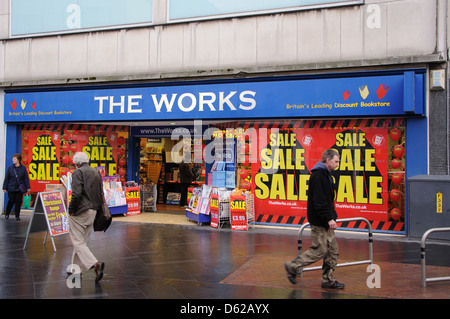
2, 153, 30, 221
179, 161, 193, 207
284, 149, 344, 289
68, 152, 105, 282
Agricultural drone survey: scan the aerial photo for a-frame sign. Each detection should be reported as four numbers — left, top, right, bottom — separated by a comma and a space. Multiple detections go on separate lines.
23, 191, 69, 252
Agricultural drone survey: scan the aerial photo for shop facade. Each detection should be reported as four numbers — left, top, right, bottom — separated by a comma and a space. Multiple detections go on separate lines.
3, 68, 427, 234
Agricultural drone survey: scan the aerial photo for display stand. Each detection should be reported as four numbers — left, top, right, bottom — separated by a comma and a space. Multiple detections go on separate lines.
109, 205, 128, 215
186, 209, 211, 225
140, 184, 157, 212
185, 187, 211, 225
245, 193, 255, 229
103, 175, 127, 216
23, 191, 69, 252
218, 196, 231, 228
210, 188, 231, 228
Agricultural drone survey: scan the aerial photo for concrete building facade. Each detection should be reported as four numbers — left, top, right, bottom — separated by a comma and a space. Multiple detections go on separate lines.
0, 0, 448, 233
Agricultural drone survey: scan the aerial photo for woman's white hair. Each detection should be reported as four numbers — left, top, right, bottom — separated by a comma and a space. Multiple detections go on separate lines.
72, 152, 90, 166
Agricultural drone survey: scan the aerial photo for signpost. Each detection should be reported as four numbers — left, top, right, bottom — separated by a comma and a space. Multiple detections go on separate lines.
23, 191, 69, 252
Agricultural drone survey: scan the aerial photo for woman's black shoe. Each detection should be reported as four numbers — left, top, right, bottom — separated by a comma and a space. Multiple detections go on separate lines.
15, 216, 20, 221
5, 214, 9, 220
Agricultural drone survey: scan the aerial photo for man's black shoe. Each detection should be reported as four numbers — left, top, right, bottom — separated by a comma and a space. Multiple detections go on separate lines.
321, 280, 345, 289
284, 262, 297, 285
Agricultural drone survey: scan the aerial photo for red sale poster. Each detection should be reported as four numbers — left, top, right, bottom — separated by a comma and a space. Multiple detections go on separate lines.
76, 131, 119, 176
25, 132, 61, 193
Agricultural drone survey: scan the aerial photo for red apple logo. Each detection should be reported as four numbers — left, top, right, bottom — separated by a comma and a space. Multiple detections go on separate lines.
390, 208, 401, 221
393, 145, 405, 158
390, 189, 402, 201
389, 128, 401, 141
391, 158, 402, 169
392, 173, 403, 185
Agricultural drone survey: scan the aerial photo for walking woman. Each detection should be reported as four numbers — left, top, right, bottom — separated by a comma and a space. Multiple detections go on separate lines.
2, 154, 30, 221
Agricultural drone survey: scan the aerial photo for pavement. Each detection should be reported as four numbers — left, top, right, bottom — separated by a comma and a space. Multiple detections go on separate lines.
1, 206, 450, 311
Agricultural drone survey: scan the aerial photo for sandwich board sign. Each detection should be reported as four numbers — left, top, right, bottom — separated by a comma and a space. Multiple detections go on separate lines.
23, 191, 69, 252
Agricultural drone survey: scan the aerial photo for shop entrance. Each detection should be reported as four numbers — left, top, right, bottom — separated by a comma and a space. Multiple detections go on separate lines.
137, 136, 205, 212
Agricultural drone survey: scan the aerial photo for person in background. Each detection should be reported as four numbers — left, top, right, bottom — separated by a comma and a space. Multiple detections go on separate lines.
2, 153, 30, 221
179, 161, 193, 208
284, 149, 345, 289
68, 152, 105, 282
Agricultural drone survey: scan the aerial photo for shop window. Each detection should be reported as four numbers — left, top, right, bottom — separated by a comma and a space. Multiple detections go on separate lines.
21, 124, 128, 204
211, 118, 406, 232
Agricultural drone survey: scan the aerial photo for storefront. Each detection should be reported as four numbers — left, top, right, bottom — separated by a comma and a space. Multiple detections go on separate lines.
3, 68, 427, 234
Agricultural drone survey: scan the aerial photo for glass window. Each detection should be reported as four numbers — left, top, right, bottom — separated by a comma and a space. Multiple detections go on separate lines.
168, 0, 363, 21
11, 0, 153, 37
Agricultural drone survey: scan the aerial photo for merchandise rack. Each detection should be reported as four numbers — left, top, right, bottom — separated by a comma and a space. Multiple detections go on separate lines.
218, 190, 231, 228
140, 184, 157, 212
245, 192, 255, 229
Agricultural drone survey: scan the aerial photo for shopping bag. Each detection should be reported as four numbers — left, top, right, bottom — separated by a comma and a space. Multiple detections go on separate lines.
22, 192, 31, 209
94, 201, 112, 232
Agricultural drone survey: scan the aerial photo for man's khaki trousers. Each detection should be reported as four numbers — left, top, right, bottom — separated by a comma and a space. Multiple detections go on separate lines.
69, 209, 98, 272
287, 225, 339, 283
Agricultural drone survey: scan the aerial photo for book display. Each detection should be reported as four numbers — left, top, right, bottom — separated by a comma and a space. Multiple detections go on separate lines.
103, 175, 128, 215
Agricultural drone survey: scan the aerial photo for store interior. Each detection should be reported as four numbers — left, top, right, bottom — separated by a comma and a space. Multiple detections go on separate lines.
138, 136, 206, 212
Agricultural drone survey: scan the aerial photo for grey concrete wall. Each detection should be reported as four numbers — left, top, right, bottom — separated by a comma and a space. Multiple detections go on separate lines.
0, 0, 444, 86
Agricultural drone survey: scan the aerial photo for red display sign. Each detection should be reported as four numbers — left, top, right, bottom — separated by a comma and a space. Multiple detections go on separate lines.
125, 187, 140, 215
230, 194, 248, 230
210, 193, 219, 228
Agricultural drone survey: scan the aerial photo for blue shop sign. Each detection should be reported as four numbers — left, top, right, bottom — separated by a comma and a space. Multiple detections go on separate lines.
4, 71, 425, 123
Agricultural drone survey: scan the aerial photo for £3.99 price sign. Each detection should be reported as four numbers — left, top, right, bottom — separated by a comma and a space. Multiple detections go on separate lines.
230, 194, 248, 230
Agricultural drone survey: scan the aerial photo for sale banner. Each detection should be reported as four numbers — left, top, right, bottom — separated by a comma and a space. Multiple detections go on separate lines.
252, 126, 389, 223
26, 132, 61, 193
76, 131, 119, 176
210, 193, 219, 228
125, 187, 140, 215
230, 194, 248, 230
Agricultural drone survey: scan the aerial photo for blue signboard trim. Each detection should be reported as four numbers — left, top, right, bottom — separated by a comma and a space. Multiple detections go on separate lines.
4, 70, 426, 123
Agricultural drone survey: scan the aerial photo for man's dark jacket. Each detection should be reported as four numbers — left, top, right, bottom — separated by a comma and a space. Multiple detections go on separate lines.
3, 164, 30, 192
69, 163, 104, 216
179, 162, 193, 183
306, 162, 338, 229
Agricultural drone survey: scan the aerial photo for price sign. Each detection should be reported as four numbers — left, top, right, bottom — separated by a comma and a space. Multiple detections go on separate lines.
230, 194, 248, 230
126, 187, 141, 215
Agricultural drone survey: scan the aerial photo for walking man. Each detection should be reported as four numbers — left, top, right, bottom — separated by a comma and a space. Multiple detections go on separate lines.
68, 152, 105, 282
284, 149, 344, 289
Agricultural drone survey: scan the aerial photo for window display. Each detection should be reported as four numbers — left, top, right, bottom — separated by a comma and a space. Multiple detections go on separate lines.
21, 124, 129, 206
211, 118, 406, 233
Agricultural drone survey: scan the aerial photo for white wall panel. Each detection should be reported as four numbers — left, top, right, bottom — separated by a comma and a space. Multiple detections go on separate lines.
0, 0, 443, 85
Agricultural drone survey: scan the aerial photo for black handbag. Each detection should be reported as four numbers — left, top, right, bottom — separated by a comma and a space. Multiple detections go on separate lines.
94, 200, 112, 232
14, 168, 27, 193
